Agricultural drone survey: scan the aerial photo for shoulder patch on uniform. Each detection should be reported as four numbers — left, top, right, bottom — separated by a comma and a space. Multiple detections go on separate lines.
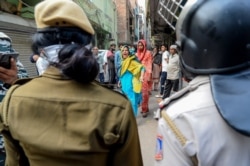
155, 134, 163, 161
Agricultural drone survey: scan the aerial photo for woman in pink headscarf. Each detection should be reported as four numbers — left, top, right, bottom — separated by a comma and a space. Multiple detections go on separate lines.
137, 40, 153, 117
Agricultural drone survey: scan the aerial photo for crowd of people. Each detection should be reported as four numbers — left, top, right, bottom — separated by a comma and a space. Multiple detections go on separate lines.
93, 41, 181, 118
0, 0, 249, 165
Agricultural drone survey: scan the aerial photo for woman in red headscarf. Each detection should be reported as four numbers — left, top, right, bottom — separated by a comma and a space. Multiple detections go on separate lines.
137, 40, 153, 117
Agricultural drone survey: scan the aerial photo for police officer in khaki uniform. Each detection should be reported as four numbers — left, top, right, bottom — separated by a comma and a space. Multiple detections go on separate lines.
0, 0, 143, 165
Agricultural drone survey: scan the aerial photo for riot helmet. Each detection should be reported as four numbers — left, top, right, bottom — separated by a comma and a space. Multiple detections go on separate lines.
176, 0, 250, 75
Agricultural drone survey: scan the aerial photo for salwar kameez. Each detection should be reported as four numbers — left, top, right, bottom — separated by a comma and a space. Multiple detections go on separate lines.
120, 55, 144, 117
137, 40, 153, 117
120, 71, 142, 116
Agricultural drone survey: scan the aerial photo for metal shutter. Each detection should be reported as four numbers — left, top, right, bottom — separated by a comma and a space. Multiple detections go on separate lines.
0, 21, 38, 77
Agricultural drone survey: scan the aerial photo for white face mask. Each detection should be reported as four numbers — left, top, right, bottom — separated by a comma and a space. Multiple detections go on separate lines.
36, 44, 64, 75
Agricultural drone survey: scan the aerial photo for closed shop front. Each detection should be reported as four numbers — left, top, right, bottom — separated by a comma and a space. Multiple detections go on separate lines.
0, 13, 37, 77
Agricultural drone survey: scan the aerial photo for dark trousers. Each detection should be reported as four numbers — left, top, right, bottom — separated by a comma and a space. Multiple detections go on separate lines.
98, 73, 104, 84
162, 79, 179, 99
160, 72, 167, 95
108, 68, 116, 89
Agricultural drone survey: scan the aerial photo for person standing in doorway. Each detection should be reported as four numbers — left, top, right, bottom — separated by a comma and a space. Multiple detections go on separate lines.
137, 39, 153, 117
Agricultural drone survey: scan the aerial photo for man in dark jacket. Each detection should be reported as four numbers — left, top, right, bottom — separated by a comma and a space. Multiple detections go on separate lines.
107, 43, 116, 89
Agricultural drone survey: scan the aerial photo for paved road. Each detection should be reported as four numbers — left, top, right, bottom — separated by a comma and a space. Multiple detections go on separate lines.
136, 80, 188, 166
137, 90, 160, 166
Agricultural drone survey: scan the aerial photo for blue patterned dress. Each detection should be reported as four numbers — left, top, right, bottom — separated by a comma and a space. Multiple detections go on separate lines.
120, 56, 144, 116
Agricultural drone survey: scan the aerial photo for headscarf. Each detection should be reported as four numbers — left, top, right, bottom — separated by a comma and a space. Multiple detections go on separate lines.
121, 46, 144, 93
136, 39, 147, 62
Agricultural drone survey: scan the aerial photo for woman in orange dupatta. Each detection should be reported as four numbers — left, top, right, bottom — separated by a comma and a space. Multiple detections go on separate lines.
137, 40, 153, 117
119, 46, 145, 116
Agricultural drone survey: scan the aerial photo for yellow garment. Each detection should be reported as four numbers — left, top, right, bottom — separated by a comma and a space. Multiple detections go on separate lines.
121, 56, 143, 93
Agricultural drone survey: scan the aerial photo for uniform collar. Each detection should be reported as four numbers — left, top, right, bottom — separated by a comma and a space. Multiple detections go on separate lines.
189, 75, 210, 87
211, 68, 250, 136
42, 66, 70, 80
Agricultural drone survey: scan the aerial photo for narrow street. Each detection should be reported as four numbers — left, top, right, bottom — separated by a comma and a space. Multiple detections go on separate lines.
137, 81, 188, 166
137, 90, 159, 166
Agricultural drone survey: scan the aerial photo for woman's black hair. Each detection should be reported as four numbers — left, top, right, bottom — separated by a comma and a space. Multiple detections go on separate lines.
58, 45, 99, 83
31, 27, 99, 84
31, 27, 92, 51
123, 45, 130, 50
122, 45, 130, 54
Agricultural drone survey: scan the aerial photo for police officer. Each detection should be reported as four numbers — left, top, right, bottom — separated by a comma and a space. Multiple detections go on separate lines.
0, 32, 28, 99
155, 0, 250, 165
0, 0, 143, 165
0, 32, 28, 165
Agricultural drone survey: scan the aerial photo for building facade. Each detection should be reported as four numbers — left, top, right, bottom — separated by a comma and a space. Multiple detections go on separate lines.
146, 0, 188, 48
0, 0, 119, 77
77, 0, 117, 49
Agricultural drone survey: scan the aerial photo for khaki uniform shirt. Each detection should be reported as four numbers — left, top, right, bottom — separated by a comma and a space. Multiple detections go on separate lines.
0, 67, 143, 166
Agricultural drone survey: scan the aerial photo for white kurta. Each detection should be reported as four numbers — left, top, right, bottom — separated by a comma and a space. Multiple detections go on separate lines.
162, 51, 169, 72
155, 76, 250, 166
166, 53, 180, 80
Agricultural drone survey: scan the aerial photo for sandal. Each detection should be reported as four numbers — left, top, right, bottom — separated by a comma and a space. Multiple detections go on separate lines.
142, 112, 148, 118
141, 109, 149, 118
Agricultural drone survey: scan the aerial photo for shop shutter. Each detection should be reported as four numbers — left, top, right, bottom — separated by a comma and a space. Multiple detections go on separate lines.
0, 21, 38, 77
